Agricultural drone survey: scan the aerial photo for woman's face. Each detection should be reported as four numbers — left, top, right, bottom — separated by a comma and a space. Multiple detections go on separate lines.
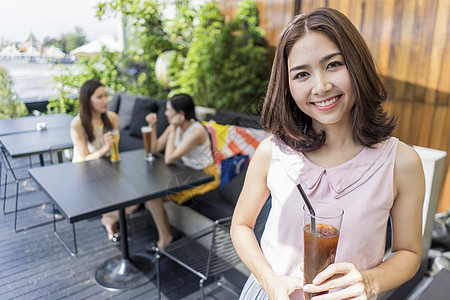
165, 101, 177, 122
287, 31, 355, 130
89, 86, 108, 114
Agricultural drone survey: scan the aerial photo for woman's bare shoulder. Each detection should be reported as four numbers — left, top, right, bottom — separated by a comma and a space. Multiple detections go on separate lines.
395, 141, 422, 174
70, 116, 82, 129
253, 136, 273, 161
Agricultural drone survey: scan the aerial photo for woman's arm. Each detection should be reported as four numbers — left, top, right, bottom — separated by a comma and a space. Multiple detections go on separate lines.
70, 113, 116, 161
146, 113, 170, 154
164, 125, 205, 164
362, 142, 425, 295
231, 137, 303, 299
304, 141, 425, 299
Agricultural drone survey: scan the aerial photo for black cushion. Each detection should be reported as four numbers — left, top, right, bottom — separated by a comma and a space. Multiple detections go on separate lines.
117, 93, 138, 130
188, 170, 247, 220
155, 101, 169, 137
118, 129, 144, 152
107, 93, 120, 113
218, 170, 247, 207
129, 98, 159, 138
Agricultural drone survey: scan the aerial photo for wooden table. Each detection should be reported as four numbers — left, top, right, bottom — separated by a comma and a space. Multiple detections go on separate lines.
29, 149, 213, 290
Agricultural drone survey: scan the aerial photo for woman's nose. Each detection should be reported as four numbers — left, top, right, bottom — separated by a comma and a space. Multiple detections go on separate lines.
312, 73, 332, 95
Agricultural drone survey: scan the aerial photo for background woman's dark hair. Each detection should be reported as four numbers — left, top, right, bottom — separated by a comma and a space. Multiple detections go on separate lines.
169, 93, 197, 120
79, 79, 113, 142
261, 7, 396, 152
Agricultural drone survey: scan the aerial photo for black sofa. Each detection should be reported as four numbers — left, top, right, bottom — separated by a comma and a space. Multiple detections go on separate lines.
107, 92, 169, 152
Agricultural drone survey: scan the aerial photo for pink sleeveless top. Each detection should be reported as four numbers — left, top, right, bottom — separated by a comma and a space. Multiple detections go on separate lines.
260, 137, 398, 299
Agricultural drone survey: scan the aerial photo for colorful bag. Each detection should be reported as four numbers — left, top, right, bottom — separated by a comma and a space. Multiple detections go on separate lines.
220, 153, 249, 188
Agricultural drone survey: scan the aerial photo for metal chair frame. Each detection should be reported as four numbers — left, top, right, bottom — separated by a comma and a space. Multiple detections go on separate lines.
154, 216, 241, 300
0, 146, 56, 232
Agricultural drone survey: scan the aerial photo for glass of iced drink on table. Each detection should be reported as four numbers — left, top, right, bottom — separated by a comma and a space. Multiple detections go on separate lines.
110, 130, 120, 162
303, 203, 343, 300
141, 126, 154, 161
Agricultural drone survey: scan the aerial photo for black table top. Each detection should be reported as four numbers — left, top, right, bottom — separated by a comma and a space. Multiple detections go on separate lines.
0, 126, 73, 157
0, 114, 73, 136
29, 149, 214, 223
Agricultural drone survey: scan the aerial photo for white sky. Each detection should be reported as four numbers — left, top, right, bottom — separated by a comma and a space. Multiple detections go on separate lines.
0, 0, 119, 43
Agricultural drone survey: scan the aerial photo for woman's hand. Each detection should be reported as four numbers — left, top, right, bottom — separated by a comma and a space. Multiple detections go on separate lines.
103, 132, 114, 149
145, 113, 157, 126
263, 274, 303, 300
303, 263, 371, 299
170, 114, 184, 127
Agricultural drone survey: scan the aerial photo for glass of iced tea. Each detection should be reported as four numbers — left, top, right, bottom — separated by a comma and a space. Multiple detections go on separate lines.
110, 129, 120, 162
141, 126, 154, 161
303, 203, 343, 300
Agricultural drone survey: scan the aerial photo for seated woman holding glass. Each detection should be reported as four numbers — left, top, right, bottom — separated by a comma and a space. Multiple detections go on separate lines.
70, 79, 138, 242
144, 93, 220, 249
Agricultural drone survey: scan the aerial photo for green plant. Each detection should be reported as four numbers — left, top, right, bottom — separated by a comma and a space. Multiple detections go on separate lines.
172, 0, 268, 114
49, 0, 174, 114
97, 0, 172, 98
48, 48, 125, 115
0, 67, 28, 119
50, 0, 269, 115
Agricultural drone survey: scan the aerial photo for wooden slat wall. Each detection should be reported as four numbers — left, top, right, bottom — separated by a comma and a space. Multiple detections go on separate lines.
219, 0, 450, 211
218, 0, 295, 46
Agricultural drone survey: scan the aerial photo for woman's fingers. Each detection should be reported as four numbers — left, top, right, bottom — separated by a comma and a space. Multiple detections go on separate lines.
146, 113, 157, 124
104, 132, 114, 146
306, 284, 367, 300
313, 263, 358, 284
303, 263, 368, 299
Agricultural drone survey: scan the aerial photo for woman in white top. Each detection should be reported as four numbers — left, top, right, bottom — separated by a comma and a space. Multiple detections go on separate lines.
145, 94, 220, 249
70, 79, 137, 242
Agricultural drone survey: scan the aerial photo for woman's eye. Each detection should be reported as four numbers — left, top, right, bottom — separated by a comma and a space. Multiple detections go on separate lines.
327, 61, 344, 69
294, 72, 309, 79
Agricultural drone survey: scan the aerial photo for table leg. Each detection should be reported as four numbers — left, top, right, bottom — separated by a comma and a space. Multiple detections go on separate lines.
94, 207, 155, 290
57, 151, 63, 163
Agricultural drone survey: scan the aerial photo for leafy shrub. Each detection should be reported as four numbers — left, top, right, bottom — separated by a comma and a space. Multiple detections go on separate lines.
0, 67, 28, 119
172, 0, 268, 114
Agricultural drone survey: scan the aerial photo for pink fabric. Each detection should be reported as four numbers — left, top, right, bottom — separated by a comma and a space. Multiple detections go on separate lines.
260, 137, 398, 299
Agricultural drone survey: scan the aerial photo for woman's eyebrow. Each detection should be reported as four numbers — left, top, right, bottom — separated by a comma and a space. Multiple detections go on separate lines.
289, 52, 342, 72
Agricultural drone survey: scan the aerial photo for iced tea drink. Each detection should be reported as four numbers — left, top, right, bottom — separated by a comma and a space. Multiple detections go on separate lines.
303, 203, 343, 300
110, 130, 120, 162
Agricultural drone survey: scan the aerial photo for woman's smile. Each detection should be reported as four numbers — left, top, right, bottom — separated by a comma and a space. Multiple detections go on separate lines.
311, 95, 341, 110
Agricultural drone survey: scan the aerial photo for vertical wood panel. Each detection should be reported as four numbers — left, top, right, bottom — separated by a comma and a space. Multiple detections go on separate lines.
377, 0, 395, 74
410, 103, 424, 146
430, 106, 447, 150
399, 102, 413, 141
417, 105, 434, 146
361, 0, 377, 51
425, 0, 449, 104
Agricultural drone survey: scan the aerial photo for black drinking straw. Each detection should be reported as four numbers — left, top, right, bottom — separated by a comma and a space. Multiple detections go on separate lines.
297, 184, 316, 233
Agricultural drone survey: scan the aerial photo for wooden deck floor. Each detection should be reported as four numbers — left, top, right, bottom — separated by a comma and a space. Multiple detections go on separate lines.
0, 156, 242, 300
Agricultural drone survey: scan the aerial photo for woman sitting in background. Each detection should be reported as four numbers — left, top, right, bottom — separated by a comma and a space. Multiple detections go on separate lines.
145, 93, 220, 249
70, 79, 138, 242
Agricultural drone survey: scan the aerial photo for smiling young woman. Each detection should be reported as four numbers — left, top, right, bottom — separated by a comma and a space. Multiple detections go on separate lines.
231, 8, 425, 300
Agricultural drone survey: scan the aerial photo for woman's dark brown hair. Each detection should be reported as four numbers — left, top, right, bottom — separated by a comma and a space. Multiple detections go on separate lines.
261, 7, 396, 152
170, 93, 197, 120
79, 79, 113, 142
